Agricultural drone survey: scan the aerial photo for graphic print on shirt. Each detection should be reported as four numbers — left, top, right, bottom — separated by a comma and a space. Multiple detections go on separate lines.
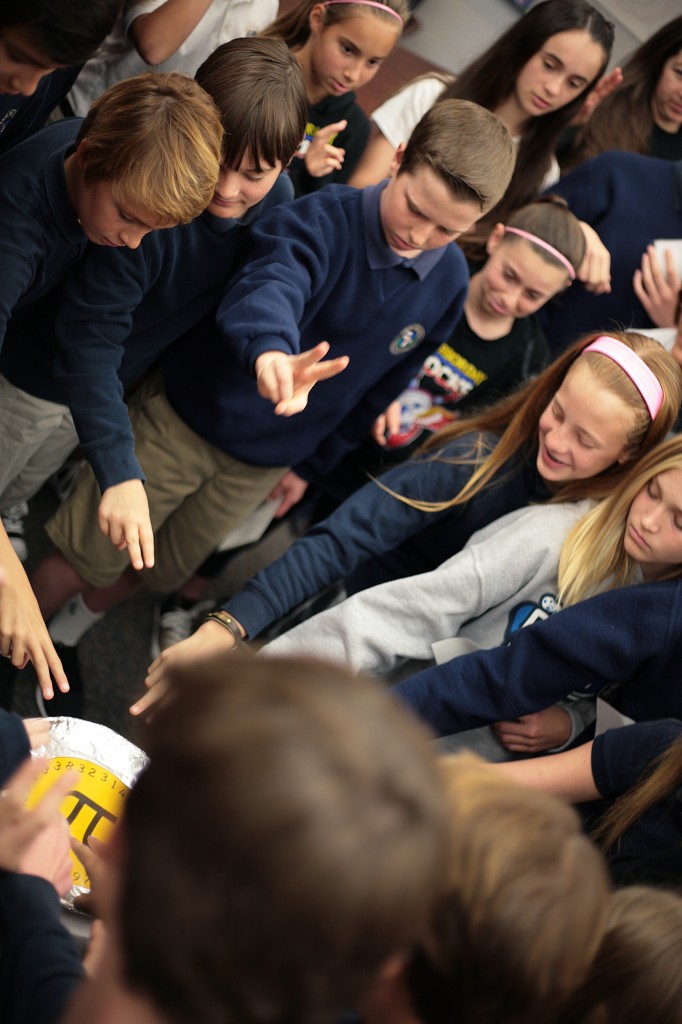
503, 592, 559, 643
386, 340, 487, 449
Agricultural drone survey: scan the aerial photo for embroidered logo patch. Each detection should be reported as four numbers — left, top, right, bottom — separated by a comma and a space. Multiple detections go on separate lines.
389, 323, 425, 355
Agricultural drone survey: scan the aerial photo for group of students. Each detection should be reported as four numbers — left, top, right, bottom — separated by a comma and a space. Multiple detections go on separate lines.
2, 0, 682, 1019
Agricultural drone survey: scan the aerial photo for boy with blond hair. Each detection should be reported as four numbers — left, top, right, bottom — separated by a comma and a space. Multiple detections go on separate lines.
0, 69, 221, 703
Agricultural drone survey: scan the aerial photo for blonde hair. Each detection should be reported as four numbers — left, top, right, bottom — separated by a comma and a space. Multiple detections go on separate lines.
77, 72, 223, 226
409, 754, 610, 1023
381, 331, 682, 514
558, 435, 682, 606
262, 0, 408, 49
556, 887, 682, 1023
400, 99, 516, 215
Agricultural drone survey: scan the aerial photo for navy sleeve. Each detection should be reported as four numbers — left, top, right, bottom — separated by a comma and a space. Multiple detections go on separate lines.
393, 580, 682, 735
0, 873, 83, 1024
0, 711, 30, 787
592, 719, 682, 801
52, 244, 153, 490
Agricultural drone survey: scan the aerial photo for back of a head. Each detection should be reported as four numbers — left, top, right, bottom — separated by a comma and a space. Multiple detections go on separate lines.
407, 754, 610, 1024
1, 0, 121, 67
556, 886, 682, 1023
400, 99, 516, 217
77, 71, 223, 225
195, 37, 308, 171
120, 655, 450, 1024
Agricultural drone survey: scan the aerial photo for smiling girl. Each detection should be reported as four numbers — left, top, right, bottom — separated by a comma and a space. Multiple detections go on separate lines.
140, 332, 682, 711
349, 0, 614, 256
263, 0, 408, 195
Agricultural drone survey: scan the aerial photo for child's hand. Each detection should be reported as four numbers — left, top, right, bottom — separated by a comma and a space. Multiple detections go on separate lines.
255, 342, 350, 416
98, 480, 154, 571
269, 471, 309, 518
23, 718, 51, 751
19, 817, 73, 897
304, 120, 347, 178
577, 222, 611, 295
132, 619, 237, 716
493, 707, 572, 753
0, 756, 74, 874
372, 400, 402, 446
633, 245, 681, 327
570, 66, 623, 126
0, 547, 68, 701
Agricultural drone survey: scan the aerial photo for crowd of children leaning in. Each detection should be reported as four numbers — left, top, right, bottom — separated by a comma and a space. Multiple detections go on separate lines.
2, 0, 682, 1020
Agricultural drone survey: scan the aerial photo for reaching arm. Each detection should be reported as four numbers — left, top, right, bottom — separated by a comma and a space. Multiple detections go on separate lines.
480, 741, 599, 803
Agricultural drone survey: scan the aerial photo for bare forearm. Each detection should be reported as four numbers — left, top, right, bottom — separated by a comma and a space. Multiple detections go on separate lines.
130, 0, 215, 65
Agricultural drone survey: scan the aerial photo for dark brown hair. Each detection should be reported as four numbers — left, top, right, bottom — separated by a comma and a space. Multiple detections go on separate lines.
262, 0, 408, 50
196, 37, 308, 171
1, 0, 121, 66
568, 15, 682, 167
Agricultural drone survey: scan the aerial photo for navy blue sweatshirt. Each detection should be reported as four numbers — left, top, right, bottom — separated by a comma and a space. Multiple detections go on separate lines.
164, 181, 469, 475
0, 68, 80, 155
539, 153, 682, 353
394, 578, 682, 734
0, 119, 84, 350
0, 176, 294, 492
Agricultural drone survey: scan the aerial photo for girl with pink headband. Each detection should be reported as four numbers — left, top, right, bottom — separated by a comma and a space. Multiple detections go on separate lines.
262, 0, 408, 196
363, 197, 586, 462
142, 330, 682, 716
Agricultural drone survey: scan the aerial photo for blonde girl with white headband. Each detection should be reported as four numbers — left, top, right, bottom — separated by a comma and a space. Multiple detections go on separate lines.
139, 331, 682, 714
262, 0, 408, 195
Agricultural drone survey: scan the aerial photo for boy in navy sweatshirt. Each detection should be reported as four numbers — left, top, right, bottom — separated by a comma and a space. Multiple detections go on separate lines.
32, 99, 516, 692
0, 38, 306, 572
0, 70, 221, 704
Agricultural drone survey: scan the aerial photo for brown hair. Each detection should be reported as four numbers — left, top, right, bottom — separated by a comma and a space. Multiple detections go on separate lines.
556, 887, 682, 1023
399, 99, 516, 214
195, 37, 308, 171
386, 331, 682, 514
120, 655, 450, 1024
262, 0, 408, 50
408, 754, 610, 1023
77, 71, 223, 225
502, 195, 585, 280
567, 15, 682, 168
439, 0, 613, 258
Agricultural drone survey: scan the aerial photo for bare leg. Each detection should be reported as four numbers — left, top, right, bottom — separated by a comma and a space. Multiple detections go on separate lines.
175, 574, 211, 602
31, 551, 91, 620
81, 568, 142, 614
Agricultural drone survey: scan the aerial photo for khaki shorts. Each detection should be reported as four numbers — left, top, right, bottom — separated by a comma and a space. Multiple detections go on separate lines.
46, 386, 287, 592
0, 375, 78, 507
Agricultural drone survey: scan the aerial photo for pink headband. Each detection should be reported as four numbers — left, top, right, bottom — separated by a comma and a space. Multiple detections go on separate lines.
323, 0, 404, 25
504, 227, 576, 281
583, 336, 663, 420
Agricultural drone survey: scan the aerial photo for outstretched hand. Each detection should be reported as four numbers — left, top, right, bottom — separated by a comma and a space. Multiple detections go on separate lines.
0, 756, 74, 876
98, 479, 154, 571
255, 342, 349, 415
372, 400, 402, 446
633, 245, 681, 328
131, 619, 238, 717
0, 538, 68, 700
304, 120, 347, 178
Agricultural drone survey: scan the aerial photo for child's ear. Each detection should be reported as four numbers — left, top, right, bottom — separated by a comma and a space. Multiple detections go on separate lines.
486, 222, 506, 256
388, 142, 406, 178
75, 138, 90, 170
309, 4, 326, 33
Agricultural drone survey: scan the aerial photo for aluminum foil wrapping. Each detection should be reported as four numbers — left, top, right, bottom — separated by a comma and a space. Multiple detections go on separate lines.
32, 717, 149, 910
